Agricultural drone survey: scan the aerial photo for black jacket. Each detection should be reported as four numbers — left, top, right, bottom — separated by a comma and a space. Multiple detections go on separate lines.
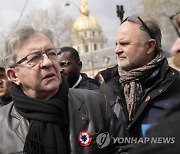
100, 60, 180, 137
0, 94, 12, 107
75, 73, 100, 91
0, 88, 132, 154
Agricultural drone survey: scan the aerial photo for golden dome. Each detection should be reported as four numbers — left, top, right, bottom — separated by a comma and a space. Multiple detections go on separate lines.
71, 0, 101, 32
72, 15, 100, 32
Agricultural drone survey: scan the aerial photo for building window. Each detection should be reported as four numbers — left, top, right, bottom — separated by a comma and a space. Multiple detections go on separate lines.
85, 45, 88, 52
103, 56, 110, 65
92, 31, 95, 37
84, 31, 87, 37
94, 44, 97, 50
87, 60, 92, 67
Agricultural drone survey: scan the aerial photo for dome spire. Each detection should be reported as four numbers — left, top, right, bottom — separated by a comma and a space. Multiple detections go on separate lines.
80, 0, 89, 16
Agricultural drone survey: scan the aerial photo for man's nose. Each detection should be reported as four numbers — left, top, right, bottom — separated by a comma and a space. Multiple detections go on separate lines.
40, 54, 53, 67
115, 44, 123, 54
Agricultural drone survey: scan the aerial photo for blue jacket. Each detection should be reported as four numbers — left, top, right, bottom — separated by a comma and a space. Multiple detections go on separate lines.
100, 60, 180, 137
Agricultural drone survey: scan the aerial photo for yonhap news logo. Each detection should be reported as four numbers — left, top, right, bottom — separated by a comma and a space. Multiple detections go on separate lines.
96, 132, 175, 149
96, 132, 111, 148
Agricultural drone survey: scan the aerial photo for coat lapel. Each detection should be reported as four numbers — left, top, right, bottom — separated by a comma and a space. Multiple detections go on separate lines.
11, 106, 29, 143
68, 90, 89, 154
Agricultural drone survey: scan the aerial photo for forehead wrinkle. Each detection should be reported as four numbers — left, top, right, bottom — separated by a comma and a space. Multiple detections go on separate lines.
117, 22, 145, 40
19, 34, 53, 51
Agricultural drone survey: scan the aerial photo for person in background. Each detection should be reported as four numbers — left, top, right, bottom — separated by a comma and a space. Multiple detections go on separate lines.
171, 38, 180, 68
58, 47, 100, 91
171, 12, 180, 68
0, 59, 11, 107
94, 72, 105, 85
100, 15, 180, 138
0, 25, 132, 154
171, 38, 180, 55
95, 65, 118, 85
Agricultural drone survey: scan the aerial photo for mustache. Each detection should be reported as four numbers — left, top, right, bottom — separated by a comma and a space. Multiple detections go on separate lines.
116, 53, 127, 58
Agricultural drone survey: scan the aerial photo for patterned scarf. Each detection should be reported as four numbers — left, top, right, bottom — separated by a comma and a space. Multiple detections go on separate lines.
119, 51, 165, 121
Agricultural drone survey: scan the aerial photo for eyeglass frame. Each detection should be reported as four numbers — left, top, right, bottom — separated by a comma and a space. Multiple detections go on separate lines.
121, 15, 154, 39
59, 61, 80, 68
14, 48, 60, 67
169, 11, 180, 37
59, 61, 72, 68
57, 50, 80, 68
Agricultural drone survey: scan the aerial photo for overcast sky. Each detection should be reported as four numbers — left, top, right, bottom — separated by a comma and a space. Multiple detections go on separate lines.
0, 0, 139, 47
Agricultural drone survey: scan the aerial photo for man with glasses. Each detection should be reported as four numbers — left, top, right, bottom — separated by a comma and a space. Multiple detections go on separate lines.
58, 46, 100, 91
0, 59, 11, 107
170, 12, 180, 68
0, 25, 132, 154
100, 15, 180, 138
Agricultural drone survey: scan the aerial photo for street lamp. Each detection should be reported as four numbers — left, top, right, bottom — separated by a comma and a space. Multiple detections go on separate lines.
65, 1, 82, 14
116, 5, 124, 22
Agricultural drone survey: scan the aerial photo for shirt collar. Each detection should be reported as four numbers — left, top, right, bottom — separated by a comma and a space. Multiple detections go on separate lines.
72, 75, 82, 88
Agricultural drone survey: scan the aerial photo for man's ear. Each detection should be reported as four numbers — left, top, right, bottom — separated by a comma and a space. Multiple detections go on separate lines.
147, 39, 156, 55
78, 61, 82, 69
6, 68, 21, 85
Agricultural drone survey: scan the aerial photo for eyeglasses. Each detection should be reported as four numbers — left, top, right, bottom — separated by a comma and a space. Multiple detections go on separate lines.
59, 61, 72, 68
169, 11, 180, 37
14, 48, 60, 67
121, 15, 154, 39
57, 50, 62, 56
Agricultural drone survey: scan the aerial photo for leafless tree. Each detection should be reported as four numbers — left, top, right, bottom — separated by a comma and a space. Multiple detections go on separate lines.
139, 0, 180, 51
17, 4, 74, 47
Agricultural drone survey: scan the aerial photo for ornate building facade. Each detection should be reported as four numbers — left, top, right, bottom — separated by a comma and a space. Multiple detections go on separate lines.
70, 0, 113, 77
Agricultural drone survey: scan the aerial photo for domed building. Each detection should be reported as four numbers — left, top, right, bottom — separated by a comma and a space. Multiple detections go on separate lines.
69, 0, 116, 78
70, 0, 107, 55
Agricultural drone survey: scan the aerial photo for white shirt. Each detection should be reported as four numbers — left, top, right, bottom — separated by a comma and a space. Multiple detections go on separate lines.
72, 75, 82, 88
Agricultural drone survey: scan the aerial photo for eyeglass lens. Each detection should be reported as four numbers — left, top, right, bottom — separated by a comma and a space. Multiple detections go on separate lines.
27, 49, 58, 66
60, 61, 70, 68
16, 49, 59, 67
